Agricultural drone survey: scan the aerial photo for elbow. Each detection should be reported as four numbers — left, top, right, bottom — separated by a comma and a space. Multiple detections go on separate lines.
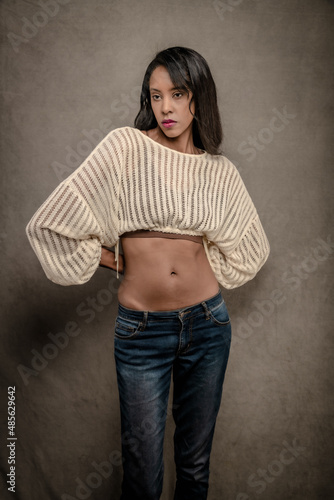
219, 270, 259, 290
219, 252, 270, 290
25, 218, 35, 245
43, 268, 92, 287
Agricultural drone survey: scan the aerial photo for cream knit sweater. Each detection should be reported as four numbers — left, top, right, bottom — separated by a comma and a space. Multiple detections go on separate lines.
26, 126, 270, 288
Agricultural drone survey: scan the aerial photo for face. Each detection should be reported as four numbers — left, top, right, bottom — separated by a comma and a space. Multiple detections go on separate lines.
149, 65, 195, 138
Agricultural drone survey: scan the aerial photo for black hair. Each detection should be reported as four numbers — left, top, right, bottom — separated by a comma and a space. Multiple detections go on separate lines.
134, 46, 223, 155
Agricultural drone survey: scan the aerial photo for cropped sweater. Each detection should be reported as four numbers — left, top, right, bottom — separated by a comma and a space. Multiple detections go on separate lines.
26, 126, 270, 288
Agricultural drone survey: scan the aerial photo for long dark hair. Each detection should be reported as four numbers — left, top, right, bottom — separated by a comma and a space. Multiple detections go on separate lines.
134, 47, 223, 155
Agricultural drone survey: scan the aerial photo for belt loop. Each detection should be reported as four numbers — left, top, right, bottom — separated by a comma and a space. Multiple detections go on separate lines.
201, 300, 210, 320
140, 311, 148, 330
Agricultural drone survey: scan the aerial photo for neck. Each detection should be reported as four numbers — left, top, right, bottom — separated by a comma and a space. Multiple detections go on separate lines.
153, 126, 200, 155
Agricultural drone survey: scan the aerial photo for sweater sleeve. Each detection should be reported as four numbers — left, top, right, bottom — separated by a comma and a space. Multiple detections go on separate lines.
26, 128, 123, 286
206, 159, 270, 289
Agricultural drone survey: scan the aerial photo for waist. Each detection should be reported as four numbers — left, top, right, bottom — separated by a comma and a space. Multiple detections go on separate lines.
117, 288, 223, 318
117, 241, 219, 310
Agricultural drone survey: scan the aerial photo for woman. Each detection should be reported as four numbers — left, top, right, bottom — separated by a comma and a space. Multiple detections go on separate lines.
26, 47, 270, 500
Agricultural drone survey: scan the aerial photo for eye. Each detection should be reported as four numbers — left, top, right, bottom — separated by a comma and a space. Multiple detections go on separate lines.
151, 94, 161, 101
173, 92, 184, 98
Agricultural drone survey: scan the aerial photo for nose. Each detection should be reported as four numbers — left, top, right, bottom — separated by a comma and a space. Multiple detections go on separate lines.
161, 96, 173, 114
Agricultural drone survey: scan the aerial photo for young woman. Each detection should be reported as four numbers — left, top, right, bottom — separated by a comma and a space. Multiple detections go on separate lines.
26, 47, 270, 500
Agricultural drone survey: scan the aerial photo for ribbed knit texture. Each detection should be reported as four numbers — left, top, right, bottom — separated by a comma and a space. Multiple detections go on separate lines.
26, 126, 270, 288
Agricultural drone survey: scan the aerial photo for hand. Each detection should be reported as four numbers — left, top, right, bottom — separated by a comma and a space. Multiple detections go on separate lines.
100, 247, 125, 274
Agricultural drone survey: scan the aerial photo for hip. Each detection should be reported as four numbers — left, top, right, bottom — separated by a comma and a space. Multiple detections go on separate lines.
114, 288, 231, 343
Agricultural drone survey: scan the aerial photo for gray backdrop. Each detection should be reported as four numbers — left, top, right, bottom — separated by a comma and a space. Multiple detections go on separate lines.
1, 1, 333, 499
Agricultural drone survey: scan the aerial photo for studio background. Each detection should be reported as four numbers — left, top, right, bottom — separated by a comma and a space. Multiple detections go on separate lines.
1, 1, 333, 499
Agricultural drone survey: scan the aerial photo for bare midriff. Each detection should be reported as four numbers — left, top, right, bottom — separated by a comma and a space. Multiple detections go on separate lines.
117, 236, 220, 311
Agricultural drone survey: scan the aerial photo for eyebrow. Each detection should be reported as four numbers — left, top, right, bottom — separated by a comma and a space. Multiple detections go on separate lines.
149, 87, 182, 92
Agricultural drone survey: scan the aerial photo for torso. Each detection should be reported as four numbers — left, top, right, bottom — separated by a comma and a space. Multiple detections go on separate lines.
117, 129, 219, 311
117, 236, 220, 311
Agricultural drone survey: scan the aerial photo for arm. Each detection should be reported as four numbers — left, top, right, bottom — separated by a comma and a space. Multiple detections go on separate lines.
99, 247, 125, 274
26, 128, 123, 285
206, 214, 270, 289
205, 159, 270, 289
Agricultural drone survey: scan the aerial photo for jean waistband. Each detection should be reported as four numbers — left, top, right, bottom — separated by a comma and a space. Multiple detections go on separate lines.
117, 288, 223, 321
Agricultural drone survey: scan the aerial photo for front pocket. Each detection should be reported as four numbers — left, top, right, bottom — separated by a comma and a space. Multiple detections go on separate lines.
114, 316, 142, 339
208, 300, 231, 326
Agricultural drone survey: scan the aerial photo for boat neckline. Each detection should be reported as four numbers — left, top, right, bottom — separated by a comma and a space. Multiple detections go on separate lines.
129, 127, 208, 158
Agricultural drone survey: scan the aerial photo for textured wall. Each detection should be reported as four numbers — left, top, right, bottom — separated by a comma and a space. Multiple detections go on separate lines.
1, 1, 333, 499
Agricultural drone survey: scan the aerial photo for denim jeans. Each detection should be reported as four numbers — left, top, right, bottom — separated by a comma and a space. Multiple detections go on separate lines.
114, 289, 231, 500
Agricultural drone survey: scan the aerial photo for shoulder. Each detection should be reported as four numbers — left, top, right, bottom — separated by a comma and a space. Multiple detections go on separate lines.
103, 126, 146, 150
104, 126, 138, 141
206, 153, 239, 175
206, 154, 248, 199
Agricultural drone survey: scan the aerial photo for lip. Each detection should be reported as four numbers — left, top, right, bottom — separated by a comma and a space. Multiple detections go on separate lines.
162, 120, 177, 129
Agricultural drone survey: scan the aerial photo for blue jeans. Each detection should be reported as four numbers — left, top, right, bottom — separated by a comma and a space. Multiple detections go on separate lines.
114, 289, 231, 500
